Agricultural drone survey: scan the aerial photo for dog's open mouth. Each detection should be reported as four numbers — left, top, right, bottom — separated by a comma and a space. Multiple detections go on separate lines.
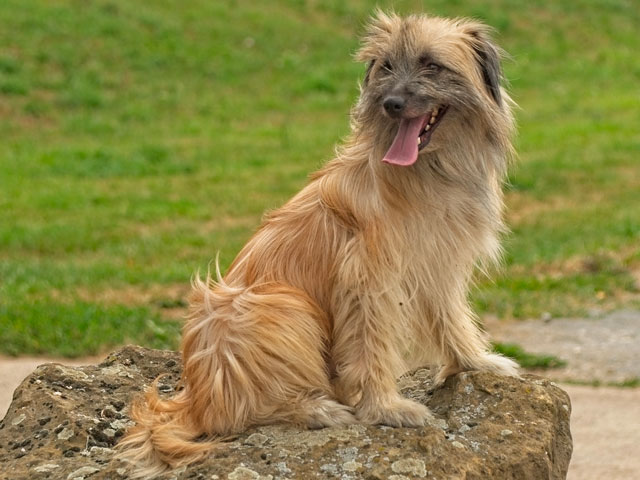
382, 106, 448, 166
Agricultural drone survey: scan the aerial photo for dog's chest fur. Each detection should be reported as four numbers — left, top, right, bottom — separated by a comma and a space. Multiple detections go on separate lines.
364, 171, 502, 364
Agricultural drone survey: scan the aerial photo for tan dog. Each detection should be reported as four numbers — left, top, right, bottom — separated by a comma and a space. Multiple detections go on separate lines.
118, 11, 518, 476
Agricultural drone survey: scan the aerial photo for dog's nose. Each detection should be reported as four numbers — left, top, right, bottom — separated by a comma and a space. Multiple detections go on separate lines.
383, 96, 406, 116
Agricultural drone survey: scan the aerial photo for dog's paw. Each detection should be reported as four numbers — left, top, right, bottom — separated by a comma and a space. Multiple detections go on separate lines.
434, 353, 520, 385
304, 398, 356, 429
433, 363, 463, 386
356, 396, 432, 428
480, 352, 520, 377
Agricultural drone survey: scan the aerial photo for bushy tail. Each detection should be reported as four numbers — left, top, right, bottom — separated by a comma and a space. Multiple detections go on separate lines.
116, 381, 222, 478
117, 264, 337, 477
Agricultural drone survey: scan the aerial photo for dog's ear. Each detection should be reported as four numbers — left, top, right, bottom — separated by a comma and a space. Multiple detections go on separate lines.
464, 24, 504, 106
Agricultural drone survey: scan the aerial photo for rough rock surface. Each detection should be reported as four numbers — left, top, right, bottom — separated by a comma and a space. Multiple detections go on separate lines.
0, 346, 572, 479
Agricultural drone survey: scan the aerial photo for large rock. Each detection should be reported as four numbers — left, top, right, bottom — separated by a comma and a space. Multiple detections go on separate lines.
0, 346, 572, 479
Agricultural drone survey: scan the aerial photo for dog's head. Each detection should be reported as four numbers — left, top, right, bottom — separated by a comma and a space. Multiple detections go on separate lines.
355, 11, 512, 166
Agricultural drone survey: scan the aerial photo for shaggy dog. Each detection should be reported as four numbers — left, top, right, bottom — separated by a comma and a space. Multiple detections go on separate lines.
118, 11, 519, 476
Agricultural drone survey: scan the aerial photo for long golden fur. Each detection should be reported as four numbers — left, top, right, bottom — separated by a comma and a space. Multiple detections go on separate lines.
118, 11, 519, 476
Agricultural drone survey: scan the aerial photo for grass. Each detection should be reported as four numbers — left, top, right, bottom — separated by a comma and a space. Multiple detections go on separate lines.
0, 0, 638, 356
563, 378, 640, 388
493, 343, 566, 370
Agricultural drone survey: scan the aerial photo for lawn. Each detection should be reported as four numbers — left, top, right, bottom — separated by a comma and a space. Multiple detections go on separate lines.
1, 0, 638, 356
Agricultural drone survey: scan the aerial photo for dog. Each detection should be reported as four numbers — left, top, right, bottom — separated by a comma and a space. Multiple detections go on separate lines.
118, 11, 519, 476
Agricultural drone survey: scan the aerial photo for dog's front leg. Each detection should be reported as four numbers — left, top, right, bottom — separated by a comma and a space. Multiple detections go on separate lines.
431, 296, 520, 385
331, 281, 432, 427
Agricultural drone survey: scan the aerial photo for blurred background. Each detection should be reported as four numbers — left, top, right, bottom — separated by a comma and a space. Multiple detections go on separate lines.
1, 0, 638, 356
0, 0, 638, 477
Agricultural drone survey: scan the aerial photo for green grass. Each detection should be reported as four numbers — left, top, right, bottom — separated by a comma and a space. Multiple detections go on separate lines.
0, 301, 180, 357
1, 0, 638, 356
563, 378, 640, 388
493, 343, 566, 370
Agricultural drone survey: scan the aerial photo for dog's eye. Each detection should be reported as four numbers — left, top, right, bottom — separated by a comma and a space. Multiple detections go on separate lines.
420, 57, 442, 75
382, 60, 393, 72
424, 63, 441, 74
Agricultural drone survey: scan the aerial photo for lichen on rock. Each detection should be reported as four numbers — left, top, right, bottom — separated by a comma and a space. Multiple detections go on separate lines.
0, 345, 572, 479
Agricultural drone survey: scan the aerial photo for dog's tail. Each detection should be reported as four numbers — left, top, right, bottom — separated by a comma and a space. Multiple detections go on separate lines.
116, 264, 233, 477
117, 262, 336, 476
116, 381, 224, 478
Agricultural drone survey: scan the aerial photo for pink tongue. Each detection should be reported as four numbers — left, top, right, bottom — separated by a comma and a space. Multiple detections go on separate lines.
382, 115, 428, 166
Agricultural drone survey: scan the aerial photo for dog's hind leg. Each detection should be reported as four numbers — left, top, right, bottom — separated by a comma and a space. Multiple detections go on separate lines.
183, 278, 355, 434
120, 279, 354, 475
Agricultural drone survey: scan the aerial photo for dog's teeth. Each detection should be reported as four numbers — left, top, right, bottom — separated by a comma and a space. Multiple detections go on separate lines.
425, 124, 431, 131
429, 116, 436, 125
418, 137, 421, 144
433, 107, 439, 115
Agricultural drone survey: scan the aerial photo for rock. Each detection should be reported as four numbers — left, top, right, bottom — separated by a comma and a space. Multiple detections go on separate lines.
0, 346, 572, 479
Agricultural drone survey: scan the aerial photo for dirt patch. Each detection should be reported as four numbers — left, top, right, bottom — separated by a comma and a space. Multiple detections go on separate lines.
506, 244, 639, 280
49, 283, 191, 320
54, 282, 190, 305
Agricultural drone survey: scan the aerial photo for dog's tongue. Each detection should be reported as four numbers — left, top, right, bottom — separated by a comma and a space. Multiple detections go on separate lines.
382, 115, 428, 166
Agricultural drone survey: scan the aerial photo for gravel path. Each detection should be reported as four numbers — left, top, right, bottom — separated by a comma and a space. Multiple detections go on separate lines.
487, 309, 640, 383
2, 310, 639, 479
